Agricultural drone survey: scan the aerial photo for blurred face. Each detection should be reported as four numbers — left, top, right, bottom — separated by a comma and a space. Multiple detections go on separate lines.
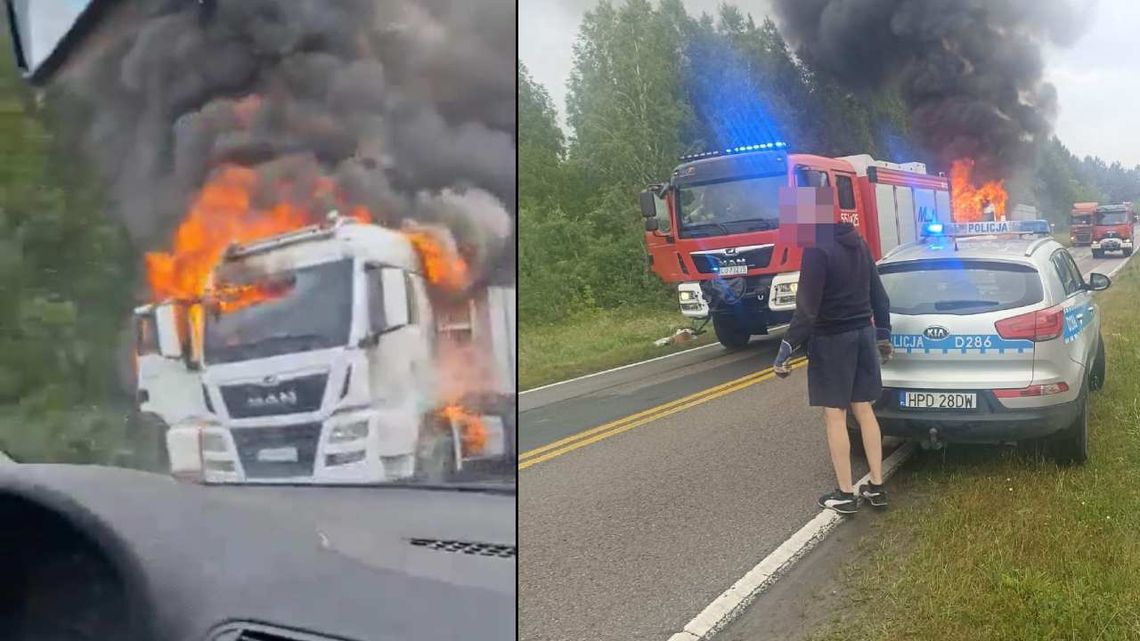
778, 186, 835, 247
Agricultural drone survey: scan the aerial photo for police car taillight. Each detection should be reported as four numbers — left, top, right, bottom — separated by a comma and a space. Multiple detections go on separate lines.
993, 382, 1070, 398
994, 305, 1063, 342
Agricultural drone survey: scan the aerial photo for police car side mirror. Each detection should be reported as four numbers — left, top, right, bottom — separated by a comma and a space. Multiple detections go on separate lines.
1087, 273, 1111, 292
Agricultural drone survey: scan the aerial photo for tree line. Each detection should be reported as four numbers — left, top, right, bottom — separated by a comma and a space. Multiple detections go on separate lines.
520, 0, 1140, 326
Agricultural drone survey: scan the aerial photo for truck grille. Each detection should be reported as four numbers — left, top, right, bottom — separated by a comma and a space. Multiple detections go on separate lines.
1073, 232, 1091, 243
231, 423, 321, 479
690, 245, 773, 274
220, 373, 327, 418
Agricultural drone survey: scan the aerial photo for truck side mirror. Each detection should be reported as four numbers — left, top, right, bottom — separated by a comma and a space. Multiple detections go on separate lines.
368, 267, 410, 337
644, 217, 660, 232
154, 304, 184, 359
639, 190, 658, 219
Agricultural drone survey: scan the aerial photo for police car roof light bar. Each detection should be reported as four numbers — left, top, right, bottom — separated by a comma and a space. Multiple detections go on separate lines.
921, 219, 1051, 240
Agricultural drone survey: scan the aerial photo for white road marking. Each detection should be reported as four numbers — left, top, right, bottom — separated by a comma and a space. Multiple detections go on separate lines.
520, 343, 721, 395
666, 442, 916, 641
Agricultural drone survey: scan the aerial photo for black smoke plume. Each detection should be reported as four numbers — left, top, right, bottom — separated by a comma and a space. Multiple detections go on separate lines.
773, 0, 1090, 182
61, 0, 516, 283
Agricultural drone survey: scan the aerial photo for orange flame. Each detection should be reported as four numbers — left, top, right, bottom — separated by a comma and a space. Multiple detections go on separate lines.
950, 159, 1008, 222
404, 227, 471, 293
441, 405, 487, 456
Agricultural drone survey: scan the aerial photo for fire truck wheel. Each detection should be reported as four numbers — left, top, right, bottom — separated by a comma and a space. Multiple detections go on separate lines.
1124, 248, 1133, 257
712, 314, 751, 350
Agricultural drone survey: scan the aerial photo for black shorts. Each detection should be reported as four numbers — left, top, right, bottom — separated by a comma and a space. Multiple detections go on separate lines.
806, 325, 882, 409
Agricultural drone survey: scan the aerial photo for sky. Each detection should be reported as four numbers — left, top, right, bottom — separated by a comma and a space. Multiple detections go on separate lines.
520, 0, 1140, 167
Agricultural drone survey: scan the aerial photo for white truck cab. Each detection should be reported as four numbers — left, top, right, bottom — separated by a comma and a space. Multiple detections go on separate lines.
134, 216, 514, 484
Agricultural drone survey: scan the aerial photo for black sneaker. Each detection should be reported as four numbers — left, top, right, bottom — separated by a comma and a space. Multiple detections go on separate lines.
818, 490, 858, 514
859, 482, 888, 508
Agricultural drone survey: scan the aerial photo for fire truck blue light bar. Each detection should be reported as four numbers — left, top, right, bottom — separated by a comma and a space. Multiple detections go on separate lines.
680, 141, 786, 161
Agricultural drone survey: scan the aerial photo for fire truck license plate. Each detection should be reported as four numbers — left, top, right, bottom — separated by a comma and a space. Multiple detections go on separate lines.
900, 391, 976, 409
257, 447, 298, 462
718, 265, 748, 276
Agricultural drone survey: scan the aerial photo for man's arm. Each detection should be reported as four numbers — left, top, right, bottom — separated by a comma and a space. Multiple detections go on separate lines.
783, 247, 826, 351
870, 263, 891, 339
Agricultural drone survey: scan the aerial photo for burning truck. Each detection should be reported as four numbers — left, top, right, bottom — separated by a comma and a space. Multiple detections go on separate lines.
134, 210, 515, 484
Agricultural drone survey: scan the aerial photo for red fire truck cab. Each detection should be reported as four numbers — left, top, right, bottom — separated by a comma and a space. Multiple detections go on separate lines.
639, 146, 952, 349
1069, 202, 1097, 246
1091, 203, 1134, 258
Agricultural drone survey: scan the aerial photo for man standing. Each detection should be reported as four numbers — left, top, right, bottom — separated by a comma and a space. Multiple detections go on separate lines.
773, 221, 893, 514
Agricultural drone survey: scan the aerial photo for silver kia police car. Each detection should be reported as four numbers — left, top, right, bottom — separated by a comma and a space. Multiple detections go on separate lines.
870, 220, 1110, 463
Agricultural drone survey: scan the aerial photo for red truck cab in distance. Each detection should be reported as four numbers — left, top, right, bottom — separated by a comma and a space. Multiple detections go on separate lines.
1069, 202, 1097, 246
639, 146, 951, 348
1091, 203, 1134, 258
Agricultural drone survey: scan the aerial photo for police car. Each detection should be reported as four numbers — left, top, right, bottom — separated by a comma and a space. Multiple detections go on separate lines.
870, 220, 1110, 463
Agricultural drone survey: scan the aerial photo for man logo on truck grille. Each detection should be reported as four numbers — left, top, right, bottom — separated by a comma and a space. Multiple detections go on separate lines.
924, 326, 950, 340
247, 390, 298, 408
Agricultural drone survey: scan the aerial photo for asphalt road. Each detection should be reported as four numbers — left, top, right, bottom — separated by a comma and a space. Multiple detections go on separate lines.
520, 243, 1133, 641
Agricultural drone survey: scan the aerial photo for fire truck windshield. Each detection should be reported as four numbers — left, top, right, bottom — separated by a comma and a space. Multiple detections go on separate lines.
204, 259, 353, 364
1096, 211, 1129, 225
676, 175, 784, 238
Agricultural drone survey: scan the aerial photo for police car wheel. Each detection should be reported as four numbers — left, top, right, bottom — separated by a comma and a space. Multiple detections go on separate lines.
1090, 335, 1107, 392
1050, 389, 1089, 465
712, 314, 751, 350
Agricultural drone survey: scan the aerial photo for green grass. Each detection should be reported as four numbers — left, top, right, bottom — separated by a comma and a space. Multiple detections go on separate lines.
808, 257, 1140, 640
520, 304, 715, 390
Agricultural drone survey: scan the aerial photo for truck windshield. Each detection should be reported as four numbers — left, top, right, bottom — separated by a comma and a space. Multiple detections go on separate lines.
204, 259, 353, 364
676, 175, 784, 238
1096, 212, 1129, 225
1071, 215, 1091, 225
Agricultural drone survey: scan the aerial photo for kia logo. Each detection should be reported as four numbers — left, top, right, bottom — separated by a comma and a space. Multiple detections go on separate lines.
924, 326, 949, 340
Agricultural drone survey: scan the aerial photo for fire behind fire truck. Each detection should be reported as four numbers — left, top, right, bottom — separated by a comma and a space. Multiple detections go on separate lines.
639, 144, 951, 348
1091, 203, 1135, 258
1069, 202, 1097, 246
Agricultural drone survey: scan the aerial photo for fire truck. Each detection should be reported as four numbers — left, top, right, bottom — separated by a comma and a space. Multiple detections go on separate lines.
1069, 202, 1097, 246
1091, 203, 1135, 258
639, 144, 951, 348
133, 214, 516, 483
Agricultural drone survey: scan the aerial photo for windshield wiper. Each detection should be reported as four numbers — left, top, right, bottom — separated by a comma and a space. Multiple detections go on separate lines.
934, 300, 1000, 311
682, 222, 731, 237
726, 218, 778, 232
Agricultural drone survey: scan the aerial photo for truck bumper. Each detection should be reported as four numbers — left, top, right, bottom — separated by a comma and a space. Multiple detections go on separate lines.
873, 388, 1080, 444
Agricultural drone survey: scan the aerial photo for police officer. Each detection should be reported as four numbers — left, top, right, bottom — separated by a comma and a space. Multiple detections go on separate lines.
773, 221, 892, 514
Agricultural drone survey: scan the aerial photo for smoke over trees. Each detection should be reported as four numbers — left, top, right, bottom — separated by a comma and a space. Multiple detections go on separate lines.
772, 0, 1091, 181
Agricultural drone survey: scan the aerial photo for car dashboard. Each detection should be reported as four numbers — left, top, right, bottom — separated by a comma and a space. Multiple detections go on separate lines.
0, 463, 515, 641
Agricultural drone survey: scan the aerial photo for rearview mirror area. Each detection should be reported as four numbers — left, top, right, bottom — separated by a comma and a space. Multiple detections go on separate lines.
644, 217, 659, 232
639, 190, 657, 218
1088, 272, 1111, 291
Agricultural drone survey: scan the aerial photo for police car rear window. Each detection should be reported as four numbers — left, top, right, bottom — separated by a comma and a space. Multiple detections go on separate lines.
878, 260, 1043, 316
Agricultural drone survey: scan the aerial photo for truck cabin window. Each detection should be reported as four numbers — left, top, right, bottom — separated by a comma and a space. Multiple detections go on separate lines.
676, 175, 784, 238
203, 259, 353, 364
1096, 211, 1130, 225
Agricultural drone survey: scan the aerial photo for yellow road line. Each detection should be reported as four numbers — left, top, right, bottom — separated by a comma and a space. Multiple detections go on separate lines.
519, 357, 808, 470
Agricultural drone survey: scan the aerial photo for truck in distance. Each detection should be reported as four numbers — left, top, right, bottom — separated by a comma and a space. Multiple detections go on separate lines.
1091, 203, 1134, 258
1069, 202, 1097, 246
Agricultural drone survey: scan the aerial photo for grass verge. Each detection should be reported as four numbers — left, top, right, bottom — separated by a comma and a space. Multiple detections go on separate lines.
520, 304, 715, 390
808, 256, 1140, 640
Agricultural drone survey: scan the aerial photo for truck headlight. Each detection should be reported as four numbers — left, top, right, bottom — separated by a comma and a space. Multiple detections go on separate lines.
679, 290, 697, 302
329, 420, 369, 443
